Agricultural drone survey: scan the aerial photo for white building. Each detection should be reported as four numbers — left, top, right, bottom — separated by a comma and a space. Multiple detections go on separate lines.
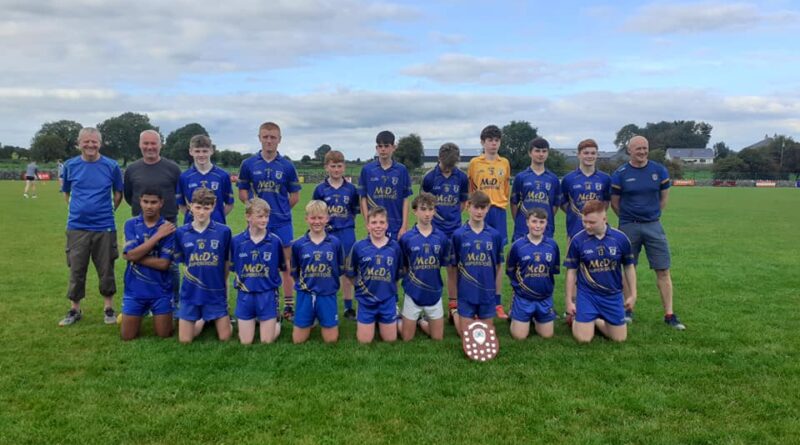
422, 147, 482, 169
665, 148, 714, 164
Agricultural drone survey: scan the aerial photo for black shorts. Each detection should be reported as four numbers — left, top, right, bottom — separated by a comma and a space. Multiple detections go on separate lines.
25, 176, 35, 181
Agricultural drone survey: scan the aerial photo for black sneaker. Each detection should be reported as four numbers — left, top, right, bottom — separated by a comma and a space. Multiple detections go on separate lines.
664, 313, 686, 331
59, 309, 82, 326
343, 308, 356, 321
103, 308, 116, 325
624, 310, 634, 324
282, 306, 294, 322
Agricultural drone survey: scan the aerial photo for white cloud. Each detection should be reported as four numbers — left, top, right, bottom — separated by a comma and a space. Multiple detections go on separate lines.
401, 53, 607, 85
624, 2, 800, 34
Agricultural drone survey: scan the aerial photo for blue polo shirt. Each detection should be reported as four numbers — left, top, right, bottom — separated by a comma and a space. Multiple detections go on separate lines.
291, 232, 345, 296
561, 169, 611, 238
123, 216, 175, 299
505, 235, 560, 300
399, 225, 452, 306
176, 165, 235, 225
61, 155, 123, 231
421, 165, 468, 236
346, 237, 403, 303
237, 152, 301, 228
611, 161, 670, 224
312, 178, 360, 231
358, 159, 413, 235
510, 167, 561, 238
452, 223, 504, 305
230, 229, 285, 293
563, 227, 636, 296
174, 221, 232, 305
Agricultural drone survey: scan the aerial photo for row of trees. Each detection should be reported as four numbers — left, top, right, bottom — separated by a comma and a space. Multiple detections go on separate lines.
713, 136, 800, 180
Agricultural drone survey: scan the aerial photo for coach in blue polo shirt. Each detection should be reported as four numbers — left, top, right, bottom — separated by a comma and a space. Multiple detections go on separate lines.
611, 135, 685, 330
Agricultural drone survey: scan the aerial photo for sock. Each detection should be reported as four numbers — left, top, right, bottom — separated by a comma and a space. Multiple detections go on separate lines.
495, 294, 502, 306
448, 298, 457, 309
344, 299, 353, 310
665, 313, 674, 319
284, 293, 293, 309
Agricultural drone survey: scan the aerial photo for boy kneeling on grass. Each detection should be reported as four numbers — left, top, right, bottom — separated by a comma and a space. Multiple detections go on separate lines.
230, 198, 284, 344
174, 188, 233, 344
291, 200, 346, 344
506, 208, 560, 340
120, 188, 176, 340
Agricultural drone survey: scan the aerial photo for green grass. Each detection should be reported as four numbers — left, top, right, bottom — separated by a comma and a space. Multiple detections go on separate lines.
1, 181, 798, 444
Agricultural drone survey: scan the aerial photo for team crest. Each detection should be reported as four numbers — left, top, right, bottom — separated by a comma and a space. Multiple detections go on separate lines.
609, 246, 617, 256
211, 182, 219, 191
326, 251, 334, 261
534, 253, 541, 262
343, 196, 350, 204
475, 241, 482, 251
545, 182, 551, 191
545, 252, 553, 262
211, 240, 219, 249
387, 257, 393, 266
652, 173, 658, 181
498, 168, 504, 177
197, 240, 206, 249
433, 245, 440, 254
276, 171, 283, 180
314, 252, 321, 261
443, 185, 450, 193
263, 252, 272, 261
486, 241, 493, 251
391, 177, 398, 185
453, 185, 459, 192
595, 183, 603, 190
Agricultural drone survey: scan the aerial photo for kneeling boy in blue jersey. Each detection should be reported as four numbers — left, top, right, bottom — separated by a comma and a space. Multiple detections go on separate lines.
174, 188, 233, 343
506, 208, 560, 339
346, 207, 403, 344
399, 192, 451, 341
230, 198, 284, 344
292, 200, 345, 344
452, 191, 504, 334
120, 188, 176, 340
564, 200, 637, 343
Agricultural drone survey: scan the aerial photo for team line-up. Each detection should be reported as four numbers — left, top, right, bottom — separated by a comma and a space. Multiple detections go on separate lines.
57, 122, 686, 346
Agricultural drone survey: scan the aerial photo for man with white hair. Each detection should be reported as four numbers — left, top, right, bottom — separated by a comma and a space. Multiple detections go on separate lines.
123, 129, 181, 223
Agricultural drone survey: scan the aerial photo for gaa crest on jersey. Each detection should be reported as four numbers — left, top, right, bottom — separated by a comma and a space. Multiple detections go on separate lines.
545, 252, 553, 262
211, 240, 219, 249
652, 173, 658, 181
498, 168, 505, 177
545, 182, 551, 191
597, 246, 605, 256
595, 182, 603, 190
453, 185, 459, 192
197, 240, 206, 249
433, 244, 440, 254
609, 246, 617, 256
314, 252, 321, 261
343, 195, 350, 204
326, 251, 334, 261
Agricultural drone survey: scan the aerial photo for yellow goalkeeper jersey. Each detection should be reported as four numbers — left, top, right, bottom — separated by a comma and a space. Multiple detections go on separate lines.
467, 154, 511, 208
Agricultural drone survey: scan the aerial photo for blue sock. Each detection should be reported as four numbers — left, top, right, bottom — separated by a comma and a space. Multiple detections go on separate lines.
495, 294, 502, 306
344, 299, 353, 310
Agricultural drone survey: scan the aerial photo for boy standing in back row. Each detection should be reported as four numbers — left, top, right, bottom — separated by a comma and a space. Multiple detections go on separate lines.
467, 125, 511, 319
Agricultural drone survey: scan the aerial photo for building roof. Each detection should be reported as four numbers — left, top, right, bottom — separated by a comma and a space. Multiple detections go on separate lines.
739, 136, 773, 151
423, 147, 482, 157
666, 148, 714, 159
552, 148, 623, 160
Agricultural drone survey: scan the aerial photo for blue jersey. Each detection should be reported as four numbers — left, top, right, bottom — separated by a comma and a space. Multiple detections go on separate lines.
421, 165, 468, 236
291, 233, 345, 296
230, 229, 285, 293
505, 236, 560, 300
174, 221, 232, 305
563, 227, 636, 296
123, 216, 175, 299
313, 178, 360, 231
176, 165, 234, 225
511, 167, 561, 238
358, 160, 413, 235
561, 169, 611, 239
611, 161, 670, 224
399, 226, 452, 306
237, 153, 301, 228
346, 238, 403, 303
452, 223, 504, 305
61, 155, 124, 231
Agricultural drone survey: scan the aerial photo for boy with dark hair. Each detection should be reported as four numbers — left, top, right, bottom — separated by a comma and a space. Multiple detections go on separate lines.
506, 208, 560, 340
346, 206, 404, 343
421, 142, 468, 322
467, 125, 511, 319
398, 192, 451, 341
230, 198, 284, 344
451, 191, 504, 333
176, 134, 234, 225
358, 130, 413, 240
120, 188, 176, 340
174, 188, 233, 343
313, 150, 359, 321
511, 137, 561, 241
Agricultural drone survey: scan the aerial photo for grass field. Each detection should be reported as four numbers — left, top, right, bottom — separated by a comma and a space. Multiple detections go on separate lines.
0, 180, 798, 444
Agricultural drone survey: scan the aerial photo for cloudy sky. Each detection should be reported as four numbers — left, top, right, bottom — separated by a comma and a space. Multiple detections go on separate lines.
1, 0, 798, 159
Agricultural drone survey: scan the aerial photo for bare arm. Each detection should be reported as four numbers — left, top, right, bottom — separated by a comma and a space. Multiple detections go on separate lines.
623, 263, 637, 311
179, 205, 187, 216
123, 222, 176, 263
660, 189, 669, 210
136, 256, 171, 271
289, 191, 300, 208
113, 191, 122, 210
510, 202, 518, 219
238, 188, 249, 204
610, 195, 620, 216
399, 198, 410, 238
64, 192, 70, 204
224, 203, 233, 215
360, 197, 369, 225
565, 268, 577, 315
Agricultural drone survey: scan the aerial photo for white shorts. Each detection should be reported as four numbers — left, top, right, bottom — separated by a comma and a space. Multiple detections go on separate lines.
401, 296, 444, 321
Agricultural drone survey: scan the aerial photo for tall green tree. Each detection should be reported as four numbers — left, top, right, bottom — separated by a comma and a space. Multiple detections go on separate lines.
544, 149, 570, 176
97, 112, 158, 165
34, 120, 83, 159
615, 121, 712, 152
499, 120, 538, 172
738, 147, 778, 180
163, 123, 209, 164
713, 141, 732, 160
216, 150, 245, 169
30, 134, 66, 162
712, 156, 746, 180
314, 144, 332, 161
395, 134, 424, 170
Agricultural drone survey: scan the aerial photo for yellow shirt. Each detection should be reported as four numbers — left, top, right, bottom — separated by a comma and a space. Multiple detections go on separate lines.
467, 154, 511, 208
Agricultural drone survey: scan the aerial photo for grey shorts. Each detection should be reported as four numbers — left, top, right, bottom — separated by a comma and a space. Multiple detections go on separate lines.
65, 230, 119, 301
618, 221, 671, 270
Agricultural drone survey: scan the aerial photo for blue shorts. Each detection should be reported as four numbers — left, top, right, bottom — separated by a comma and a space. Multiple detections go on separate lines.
122, 294, 172, 317
178, 300, 229, 322
458, 298, 496, 320
294, 291, 338, 328
510, 295, 557, 324
329, 228, 356, 256
235, 290, 278, 321
270, 223, 294, 246
486, 206, 508, 246
575, 291, 625, 326
356, 296, 398, 324
619, 221, 671, 270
